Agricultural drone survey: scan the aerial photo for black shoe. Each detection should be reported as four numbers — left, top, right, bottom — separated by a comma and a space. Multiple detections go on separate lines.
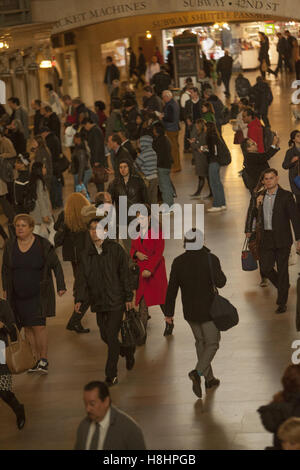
275, 305, 287, 314
188, 370, 202, 398
16, 404, 25, 430
163, 321, 174, 337
66, 322, 90, 334
37, 359, 49, 375
105, 376, 118, 387
205, 378, 220, 389
125, 353, 135, 371
27, 361, 40, 373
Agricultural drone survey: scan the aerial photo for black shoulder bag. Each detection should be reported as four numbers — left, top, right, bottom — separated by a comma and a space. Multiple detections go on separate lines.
208, 254, 239, 331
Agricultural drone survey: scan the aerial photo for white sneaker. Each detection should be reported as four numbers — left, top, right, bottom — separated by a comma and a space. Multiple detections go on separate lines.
207, 206, 222, 213
221, 206, 227, 211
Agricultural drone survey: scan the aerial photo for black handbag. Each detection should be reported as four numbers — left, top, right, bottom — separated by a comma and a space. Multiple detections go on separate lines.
54, 154, 70, 174
120, 309, 145, 347
208, 254, 239, 331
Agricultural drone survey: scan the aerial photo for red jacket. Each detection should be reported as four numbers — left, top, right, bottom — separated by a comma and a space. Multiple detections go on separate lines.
247, 118, 265, 153
130, 229, 168, 307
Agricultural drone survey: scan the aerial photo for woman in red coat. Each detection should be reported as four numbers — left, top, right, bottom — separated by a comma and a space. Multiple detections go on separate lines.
130, 211, 171, 342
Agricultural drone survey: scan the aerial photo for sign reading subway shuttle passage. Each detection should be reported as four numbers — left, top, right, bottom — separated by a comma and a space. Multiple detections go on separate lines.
49, 0, 297, 33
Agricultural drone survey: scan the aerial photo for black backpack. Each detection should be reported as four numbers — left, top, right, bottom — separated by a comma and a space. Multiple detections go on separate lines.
0, 157, 14, 183
217, 138, 232, 166
220, 107, 230, 125
23, 186, 36, 213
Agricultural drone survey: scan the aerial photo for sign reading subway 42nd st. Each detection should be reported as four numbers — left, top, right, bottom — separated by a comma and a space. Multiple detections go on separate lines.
51, 0, 297, 33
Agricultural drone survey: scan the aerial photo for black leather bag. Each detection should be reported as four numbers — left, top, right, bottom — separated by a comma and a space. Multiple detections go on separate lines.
120, 309, 145, 347
208, 254, 239, 331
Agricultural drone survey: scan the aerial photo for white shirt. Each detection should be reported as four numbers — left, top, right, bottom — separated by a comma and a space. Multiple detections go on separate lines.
85, 408, 111, 450
94, 243, 103, 255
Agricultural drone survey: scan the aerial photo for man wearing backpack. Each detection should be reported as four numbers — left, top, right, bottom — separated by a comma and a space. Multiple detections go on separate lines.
251, 76, 273, 128
235, 73, 251, 98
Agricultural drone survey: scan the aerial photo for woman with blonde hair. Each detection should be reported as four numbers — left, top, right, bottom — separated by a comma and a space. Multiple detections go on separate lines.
54, 192, 91, 333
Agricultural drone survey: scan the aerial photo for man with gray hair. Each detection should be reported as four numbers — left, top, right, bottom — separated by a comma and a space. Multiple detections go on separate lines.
164, 228, 226, 398
161, 90, 181, 172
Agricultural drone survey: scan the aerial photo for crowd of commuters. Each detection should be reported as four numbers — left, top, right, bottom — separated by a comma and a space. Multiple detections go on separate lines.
1, 34, 300, 451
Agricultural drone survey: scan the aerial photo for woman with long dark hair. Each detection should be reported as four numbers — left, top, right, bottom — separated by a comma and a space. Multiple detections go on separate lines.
258, 364, 300, 449
282, 130, 300, 213
28, 162, 54, 243
32, 134, 53, 191
189, 119, 210, 198
206, 122, 227, 212
258, 32, 277, 79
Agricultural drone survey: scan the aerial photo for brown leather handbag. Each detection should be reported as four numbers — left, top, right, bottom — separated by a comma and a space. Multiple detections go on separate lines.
0, 323, 36, 374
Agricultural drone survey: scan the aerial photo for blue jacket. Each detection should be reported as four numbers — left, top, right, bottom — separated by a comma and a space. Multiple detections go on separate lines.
163, 99, 180, 132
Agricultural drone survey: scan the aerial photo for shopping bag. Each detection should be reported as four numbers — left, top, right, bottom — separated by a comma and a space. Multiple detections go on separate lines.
241, 238, 258, 271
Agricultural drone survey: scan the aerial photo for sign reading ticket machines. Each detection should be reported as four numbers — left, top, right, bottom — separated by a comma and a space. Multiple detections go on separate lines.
0, 80, 6, 104
173, 30, 201, 89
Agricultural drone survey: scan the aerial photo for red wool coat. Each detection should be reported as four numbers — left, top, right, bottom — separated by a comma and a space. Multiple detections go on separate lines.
130, 229, 168, 307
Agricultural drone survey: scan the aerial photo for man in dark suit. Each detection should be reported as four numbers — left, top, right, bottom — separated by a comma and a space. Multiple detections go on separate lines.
107, 134, 133, 173
41, 105, 61, 140
164, 229, 226, 399
118, 130, 137, 160
74, 381, 146, 450
246, 169, 300, 313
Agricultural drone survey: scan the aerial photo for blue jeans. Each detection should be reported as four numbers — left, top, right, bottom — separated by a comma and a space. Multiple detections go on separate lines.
208, 162, 226, 208
158, 168, 174, 207
74, 168, 92, 194
50, 175, 63, 209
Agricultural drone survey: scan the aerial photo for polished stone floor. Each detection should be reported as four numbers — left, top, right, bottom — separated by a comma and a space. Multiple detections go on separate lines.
1, 71, 300, 450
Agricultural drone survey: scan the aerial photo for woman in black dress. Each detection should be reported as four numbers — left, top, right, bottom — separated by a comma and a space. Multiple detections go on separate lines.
2, 214, 66, 374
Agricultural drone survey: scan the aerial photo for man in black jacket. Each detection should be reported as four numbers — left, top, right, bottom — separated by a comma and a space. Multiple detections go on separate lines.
82, 118, 106, 191
118, 130, 137, 161
75, 217, 135, 386
151, 66, 172, 97
246, 169, 300, 313
142, 86, 163, 113
275, 32, 288, 74
250, 76, 273, 128
31, 99, 44, 135
164, 229, 226, 398
127, 47, 137, 78
104, 56, 120, 96
135, 47, 146, 89
41, 105, 61, 140
107, 134, 133, 173
217, 50, 233, 97
242, 135, 280, 193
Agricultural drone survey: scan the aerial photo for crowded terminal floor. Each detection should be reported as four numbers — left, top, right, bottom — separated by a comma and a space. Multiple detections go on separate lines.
0, 70, 299, 450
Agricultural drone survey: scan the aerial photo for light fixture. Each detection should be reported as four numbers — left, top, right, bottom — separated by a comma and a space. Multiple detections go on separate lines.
146, 31, 152, 39
0, 41, 9, 49
40, 60, 52, 69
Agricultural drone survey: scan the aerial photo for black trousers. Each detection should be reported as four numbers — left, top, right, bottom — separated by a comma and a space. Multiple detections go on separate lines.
96, 310, 135, 378
259, 231, 291, 306
221, 74, 231, 95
